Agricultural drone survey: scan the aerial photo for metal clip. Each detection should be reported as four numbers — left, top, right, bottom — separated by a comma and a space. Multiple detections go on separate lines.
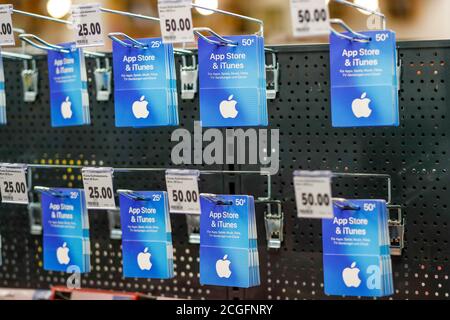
186, 214, 200, 244
107, 208, 122, 240
388, 205, 405, 256
94, 57, 111, 101
180, 55, 198, 100
265, 49, 279, 100
21, 59, 38, 102
28, 202, 42, 235
260, 200, 283, 249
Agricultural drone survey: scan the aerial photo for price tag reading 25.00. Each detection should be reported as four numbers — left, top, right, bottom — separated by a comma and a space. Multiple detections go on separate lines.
71, 3, 104, 47
158, 0, 194, 44
0, 163, 28, 204
293, 170, 333, 219
82, 167, 115, 209
165, 169, 200, 214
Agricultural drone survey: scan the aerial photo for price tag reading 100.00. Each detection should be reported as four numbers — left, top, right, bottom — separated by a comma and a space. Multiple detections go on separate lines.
82, 167, 115, 210
165, 171, 200, 214
294, 171, 333, 219
0, 165, 28, 204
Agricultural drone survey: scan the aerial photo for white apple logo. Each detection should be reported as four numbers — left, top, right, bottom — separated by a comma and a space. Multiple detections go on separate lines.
219, 95, 238, 119
60, 96, 73, 119
137, 247, 152, 270
351, 92, 372, 118
56, 242, 70, 265
215, 254, 232, 278
132, 95, 150, 119
342, 262, 362, 288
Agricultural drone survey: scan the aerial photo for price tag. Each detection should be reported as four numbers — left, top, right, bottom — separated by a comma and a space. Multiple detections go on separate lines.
165, 169, 200, 214
0, 5, 14, 46
290, 0, 330, 38
158, 0, 194, 44
82, 167, 115, 209
293, 170, 333, 219
0, 164, 28, 204
71, 3, 104, 48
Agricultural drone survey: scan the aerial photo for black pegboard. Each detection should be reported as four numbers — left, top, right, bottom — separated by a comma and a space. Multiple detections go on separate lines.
0, 40, 449, 300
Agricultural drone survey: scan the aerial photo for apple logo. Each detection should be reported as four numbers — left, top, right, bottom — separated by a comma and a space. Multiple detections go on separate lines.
56, 242, 70, 265
219, 95, 238, 119
215, 254, 232, 278
351, 92, 372, 118
342, 262, 362, 288
60, 96, 73, 119
132, 95, 150, 119
137, 247, 152, 271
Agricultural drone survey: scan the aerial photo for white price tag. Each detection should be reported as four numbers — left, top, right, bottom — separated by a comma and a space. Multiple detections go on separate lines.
293, 170, 333, 219
158, 0, 194, 44
82, 167, 115, 209
0, 164, 28, 204
0, 5, 14, 46
165, 169, 200, 214
71, 3, 104, 48
290, 0, 330, 38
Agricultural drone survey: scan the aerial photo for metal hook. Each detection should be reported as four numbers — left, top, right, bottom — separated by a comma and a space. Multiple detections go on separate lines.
117, 189, 152, 201
18, 34, 70, 53
331, 0, 386, 30
201, 194, 233, 206
330, 19, 371, 43
332, 198, 361, 211
190, 2, 264, 37
108, 32, 148, 49
193, 27, 238, 47
34, 186, 70, 198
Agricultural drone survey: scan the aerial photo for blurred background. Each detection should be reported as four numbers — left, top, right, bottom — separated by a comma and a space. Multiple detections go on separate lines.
2, 0, 450, 52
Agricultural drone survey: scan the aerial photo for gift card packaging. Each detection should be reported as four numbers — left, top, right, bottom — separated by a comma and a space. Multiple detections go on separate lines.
330, 30, 398, 127
112, 38, 179, 127
40, 188, 91, 273
119, 191, 174, 279
322, 199, 394, 297
199, 194, 260, 288
0, 48, 6, 125
47, 42, 90, 127
198, 35, 268, 127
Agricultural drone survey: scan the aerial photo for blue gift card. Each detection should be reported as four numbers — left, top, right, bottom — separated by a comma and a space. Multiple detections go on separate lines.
199, 194, 260, 288
47, 43, 89, 127
112, 38, 178, 127
0, 50, 6, 125
119, 191, 174, 279
40, 188, 90, 273
322, 199, 393, 297
329, 31, 398, 127
198, 35, 267, 127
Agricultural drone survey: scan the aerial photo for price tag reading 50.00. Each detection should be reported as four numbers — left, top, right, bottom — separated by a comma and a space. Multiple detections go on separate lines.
158, 0, 194, 44
82, 167, 115, 209
0, 4, 14, 46
165, 169, 200, 214
293, 170, 333, 219
290, 0, 329, 38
